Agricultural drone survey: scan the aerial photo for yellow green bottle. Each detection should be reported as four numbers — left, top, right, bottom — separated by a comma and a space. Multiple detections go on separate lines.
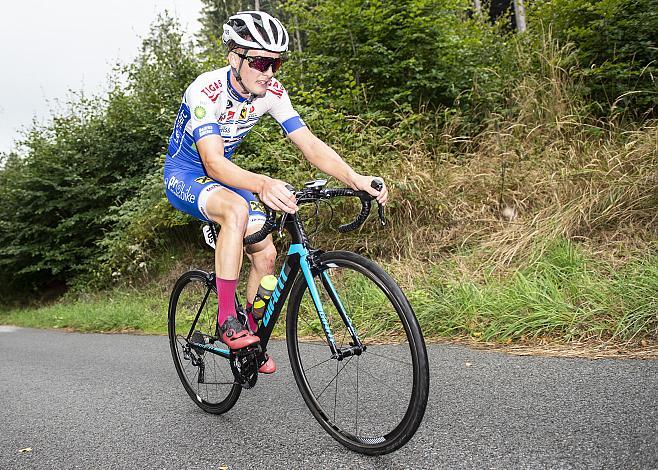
251, 275, 278, 320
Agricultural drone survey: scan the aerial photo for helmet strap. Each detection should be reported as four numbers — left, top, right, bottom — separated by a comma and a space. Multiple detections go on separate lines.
231, 52, 255, 104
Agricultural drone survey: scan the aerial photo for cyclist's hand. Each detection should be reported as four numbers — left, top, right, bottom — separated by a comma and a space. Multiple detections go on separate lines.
353, 175, 388, 205
259, 177, 298, 214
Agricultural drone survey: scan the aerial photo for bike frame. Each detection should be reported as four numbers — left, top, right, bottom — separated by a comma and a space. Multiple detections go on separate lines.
187, 213, 365, 361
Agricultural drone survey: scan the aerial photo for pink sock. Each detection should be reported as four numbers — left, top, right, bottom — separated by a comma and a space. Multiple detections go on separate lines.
245, 302, 258, 331
216, 277, 238, 326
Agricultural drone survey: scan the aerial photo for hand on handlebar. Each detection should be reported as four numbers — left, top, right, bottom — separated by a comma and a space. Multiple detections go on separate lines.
258, 177, 298, 214
352, 175, 388, 205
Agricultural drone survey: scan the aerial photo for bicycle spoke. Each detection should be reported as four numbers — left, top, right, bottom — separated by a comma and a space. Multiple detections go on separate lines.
356, 356, 359, 436
299, 313, 329, 344
296, 340, 331, 348
333, 358, 339, 422
360, 363, 393, 386
364, 349, 413, 366
169, 272, 240, 413
301, 356, 334, 373
315, 356, 354, 401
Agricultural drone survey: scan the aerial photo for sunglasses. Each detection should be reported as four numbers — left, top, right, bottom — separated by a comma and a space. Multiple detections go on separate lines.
234, 52, 284, 73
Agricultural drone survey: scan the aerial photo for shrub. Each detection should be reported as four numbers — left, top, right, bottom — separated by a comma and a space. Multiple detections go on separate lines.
529, 0, 658, 117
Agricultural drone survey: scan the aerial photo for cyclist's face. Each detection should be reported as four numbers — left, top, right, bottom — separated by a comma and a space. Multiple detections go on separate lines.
230, 49, 281, 96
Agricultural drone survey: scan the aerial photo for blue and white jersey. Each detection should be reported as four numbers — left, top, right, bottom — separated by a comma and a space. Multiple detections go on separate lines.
166, 65, 305, 169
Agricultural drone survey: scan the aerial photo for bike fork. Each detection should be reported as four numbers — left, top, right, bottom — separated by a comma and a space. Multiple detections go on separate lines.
295, 246, 365, 360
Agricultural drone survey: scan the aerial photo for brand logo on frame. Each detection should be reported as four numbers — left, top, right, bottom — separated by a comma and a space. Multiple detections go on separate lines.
263, 270, 287, 327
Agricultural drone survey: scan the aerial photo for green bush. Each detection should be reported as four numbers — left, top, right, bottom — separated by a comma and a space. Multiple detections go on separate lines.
529, 0, 658, 117
282, 0, 516, 114
0, 15, 200, 296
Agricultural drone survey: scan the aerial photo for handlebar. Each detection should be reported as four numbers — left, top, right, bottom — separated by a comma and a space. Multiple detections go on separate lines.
243, 179, 386, 245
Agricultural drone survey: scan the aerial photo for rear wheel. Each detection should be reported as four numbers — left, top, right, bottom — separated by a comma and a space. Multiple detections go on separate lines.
286, 251, 429, 455
168, 270, 241, 414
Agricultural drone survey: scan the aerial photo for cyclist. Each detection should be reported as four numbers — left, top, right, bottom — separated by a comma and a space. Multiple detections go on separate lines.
164, 11, 388, 374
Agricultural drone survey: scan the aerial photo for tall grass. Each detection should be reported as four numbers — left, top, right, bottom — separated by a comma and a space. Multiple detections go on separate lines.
410, 240, 657, 343
0, 289, 168, 333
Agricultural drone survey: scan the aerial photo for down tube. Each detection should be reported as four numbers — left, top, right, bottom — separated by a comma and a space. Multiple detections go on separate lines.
256, 250, 300, 347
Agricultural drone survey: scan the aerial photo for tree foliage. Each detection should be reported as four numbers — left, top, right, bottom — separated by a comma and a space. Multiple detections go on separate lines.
281, 0, 513, 113
530, 0, 657, 116
197, 0, 293, 53
0, 15, 200, 296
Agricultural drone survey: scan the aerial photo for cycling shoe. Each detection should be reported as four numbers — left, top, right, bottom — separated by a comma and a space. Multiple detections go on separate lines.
220, 316, 260, 350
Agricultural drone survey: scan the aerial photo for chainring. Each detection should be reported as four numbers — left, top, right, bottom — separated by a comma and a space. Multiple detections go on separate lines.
229, 345, 260, 389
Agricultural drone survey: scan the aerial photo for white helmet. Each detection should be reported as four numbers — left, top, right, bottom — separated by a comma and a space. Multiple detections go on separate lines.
222, 11, 289, 53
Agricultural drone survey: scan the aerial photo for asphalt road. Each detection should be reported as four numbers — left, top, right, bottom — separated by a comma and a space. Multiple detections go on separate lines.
1, 326, 656, 469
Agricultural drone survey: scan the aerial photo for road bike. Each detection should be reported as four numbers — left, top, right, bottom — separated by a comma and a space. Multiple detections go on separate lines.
168, 179, 429, 455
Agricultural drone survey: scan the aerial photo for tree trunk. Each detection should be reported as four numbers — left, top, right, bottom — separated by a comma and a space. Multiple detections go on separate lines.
473, 0, 482, 17
513, 0, 527, 32
293, 16, 303, 52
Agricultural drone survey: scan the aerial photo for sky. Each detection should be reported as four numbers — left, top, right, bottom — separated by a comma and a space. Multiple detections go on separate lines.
0, 0, 204, 154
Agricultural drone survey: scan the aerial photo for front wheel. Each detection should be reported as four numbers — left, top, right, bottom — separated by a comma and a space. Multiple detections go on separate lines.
168, 270, 241, 414
286, 251, 429, 455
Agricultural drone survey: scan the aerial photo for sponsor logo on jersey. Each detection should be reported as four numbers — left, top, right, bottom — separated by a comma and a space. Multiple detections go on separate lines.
226, 100, 233, 109
172, 105, 190, 145
249, 105, 255, 113
267, 81, 284, 98
226, 111, 235, 120
167, 176, 195, 204
239, 107, 248, 120
249, 200, 265, 213
194, 176, 214, 185
196, 124, 217, 139
201, 80, 222, 103
193, 106, 207, 120
203, 184, 221, 193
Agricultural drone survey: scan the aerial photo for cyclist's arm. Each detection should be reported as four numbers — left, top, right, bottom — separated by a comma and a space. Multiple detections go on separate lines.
196, 136, 297, 213
288, 127, 388, 204
197, 136, 263, 193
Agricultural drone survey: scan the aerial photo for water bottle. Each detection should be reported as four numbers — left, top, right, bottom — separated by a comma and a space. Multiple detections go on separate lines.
251, 275, 278, 320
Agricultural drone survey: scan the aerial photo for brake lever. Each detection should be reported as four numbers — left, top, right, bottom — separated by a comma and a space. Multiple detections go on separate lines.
278, 212, 288, 237
279, 184, 296, 237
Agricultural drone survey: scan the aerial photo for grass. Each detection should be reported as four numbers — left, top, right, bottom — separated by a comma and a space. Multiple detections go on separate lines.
0, 288, 168, 334
411, 241, 657, 343
2, 239, 655, 347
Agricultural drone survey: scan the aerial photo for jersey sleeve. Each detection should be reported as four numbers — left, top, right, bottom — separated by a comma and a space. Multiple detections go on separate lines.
266, 81, 307, 135
184, 73, 223, 143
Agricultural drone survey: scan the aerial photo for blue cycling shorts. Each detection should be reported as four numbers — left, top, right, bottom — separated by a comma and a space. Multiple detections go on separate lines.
163, 162, 266, 225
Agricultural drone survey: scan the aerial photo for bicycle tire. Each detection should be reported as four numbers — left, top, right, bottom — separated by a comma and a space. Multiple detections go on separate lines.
168, 270, 241, 414
286, 251, 429, 455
